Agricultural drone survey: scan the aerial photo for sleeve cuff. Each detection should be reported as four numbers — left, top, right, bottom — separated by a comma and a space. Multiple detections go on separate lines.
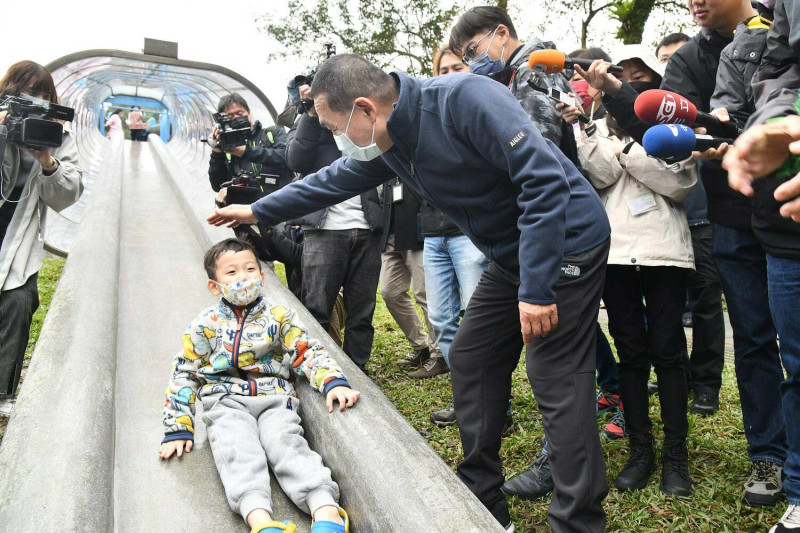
162, 431, 194, 444
323, 378, 350, 395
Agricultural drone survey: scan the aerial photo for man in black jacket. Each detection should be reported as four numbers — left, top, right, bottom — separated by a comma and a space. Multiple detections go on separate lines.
708, 8, 789, 510
723, 1, 800, 528
208, 93, 291, 194
285, 84, 385, 372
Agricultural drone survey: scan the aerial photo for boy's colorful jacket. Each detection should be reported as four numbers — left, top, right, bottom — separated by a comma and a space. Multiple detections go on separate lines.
162, 297, 349, 443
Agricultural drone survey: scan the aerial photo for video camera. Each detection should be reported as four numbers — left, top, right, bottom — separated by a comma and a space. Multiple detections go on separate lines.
212, 112, 251, 152
220, 173, 282, 206
0, 93, 75, 149
288, 43, 337, 114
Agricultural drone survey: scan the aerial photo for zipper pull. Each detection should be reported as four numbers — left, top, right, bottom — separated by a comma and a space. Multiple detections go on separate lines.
410, 159, 415, 177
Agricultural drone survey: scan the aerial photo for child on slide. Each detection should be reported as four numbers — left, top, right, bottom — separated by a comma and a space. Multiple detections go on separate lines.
158, 238, 358, 533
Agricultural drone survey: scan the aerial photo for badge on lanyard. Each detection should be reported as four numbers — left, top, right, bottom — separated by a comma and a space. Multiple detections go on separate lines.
392, 183, 404, 203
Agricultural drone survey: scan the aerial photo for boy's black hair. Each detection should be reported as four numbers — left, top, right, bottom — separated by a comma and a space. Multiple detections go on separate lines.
204, 238, 260, 280
656, 33, 691, 56
448, 6, 517, 56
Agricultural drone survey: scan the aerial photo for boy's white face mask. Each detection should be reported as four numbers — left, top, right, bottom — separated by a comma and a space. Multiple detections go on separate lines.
215, 277, 262, 307
333, 104, 383, 161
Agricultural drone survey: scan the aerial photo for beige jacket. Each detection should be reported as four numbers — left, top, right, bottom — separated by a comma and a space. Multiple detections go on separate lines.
0, 124, 84, 290
577, 118, 696, 269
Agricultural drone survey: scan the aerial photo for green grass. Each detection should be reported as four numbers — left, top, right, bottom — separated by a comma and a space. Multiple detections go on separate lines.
0, 257, 65, 443
1, 260, 785, 530
271, 262, 784, 531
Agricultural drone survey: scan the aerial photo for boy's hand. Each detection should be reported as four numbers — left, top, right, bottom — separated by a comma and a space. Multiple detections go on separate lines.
326, 387, 360, 413
158, 439, 193, 460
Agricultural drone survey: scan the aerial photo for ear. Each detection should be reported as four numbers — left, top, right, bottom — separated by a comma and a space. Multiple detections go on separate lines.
207, 279, 221, 296
354, 96, 378, 119
497, 24, 511, 43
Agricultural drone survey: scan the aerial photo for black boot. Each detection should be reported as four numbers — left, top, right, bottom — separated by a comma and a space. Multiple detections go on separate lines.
661, 439, 692, 497
614, 433, 656, 491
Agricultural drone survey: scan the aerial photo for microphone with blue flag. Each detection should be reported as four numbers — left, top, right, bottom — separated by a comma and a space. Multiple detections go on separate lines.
642, 124, 733, 160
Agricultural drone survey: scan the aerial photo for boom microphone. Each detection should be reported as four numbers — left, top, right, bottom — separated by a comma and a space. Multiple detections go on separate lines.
634, 89, 741, 139
642, 124, 733, 160
528, 50, 623, 75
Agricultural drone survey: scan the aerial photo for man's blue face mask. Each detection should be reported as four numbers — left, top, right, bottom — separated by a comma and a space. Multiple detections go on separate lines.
466, 27, 506, 76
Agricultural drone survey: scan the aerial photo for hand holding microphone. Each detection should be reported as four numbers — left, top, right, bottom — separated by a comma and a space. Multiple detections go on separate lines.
642, 124, 733, 160
634, 89, 741, 139
528, 50, 623, 75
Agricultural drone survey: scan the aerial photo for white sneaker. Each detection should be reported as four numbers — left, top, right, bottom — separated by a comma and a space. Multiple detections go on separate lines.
771, 504, 800, 532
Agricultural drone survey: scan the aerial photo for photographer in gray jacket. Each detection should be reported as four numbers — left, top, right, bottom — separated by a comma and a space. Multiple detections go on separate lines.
0, 61, 84, 416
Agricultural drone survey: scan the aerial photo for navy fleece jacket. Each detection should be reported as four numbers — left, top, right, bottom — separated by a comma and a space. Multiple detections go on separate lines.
252, 72, 610, 304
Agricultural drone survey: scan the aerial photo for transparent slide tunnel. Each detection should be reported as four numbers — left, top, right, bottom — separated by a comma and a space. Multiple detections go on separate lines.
43, 49, 277, 256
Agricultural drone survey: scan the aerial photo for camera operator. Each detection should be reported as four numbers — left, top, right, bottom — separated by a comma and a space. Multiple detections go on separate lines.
285, 83, 384, 373
208, 92, 291, 204
0, 61, 84, 416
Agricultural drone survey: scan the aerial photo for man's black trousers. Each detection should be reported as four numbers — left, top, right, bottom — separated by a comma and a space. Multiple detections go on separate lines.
450, 239, 609, 533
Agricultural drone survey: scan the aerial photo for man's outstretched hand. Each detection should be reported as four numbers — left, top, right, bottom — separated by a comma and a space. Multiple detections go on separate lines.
207, 204, 257, 228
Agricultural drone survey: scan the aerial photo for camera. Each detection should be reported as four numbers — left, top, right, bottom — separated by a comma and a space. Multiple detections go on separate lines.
212, 112, 251, 151
288, 43, 337, 114
0, 93, 75, 149
221, 173, 281, 206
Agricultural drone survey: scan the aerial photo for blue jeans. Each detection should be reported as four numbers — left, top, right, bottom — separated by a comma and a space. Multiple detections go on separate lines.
711, 223, 787, 465
423, 235, 490, 366
595, 323, 619, 393
767, 254, 800, 504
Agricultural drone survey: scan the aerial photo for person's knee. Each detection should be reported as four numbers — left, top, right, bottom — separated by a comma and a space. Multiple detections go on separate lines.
380, 283, 407, 302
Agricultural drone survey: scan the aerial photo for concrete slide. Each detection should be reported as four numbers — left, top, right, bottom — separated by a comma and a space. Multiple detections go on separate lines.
0, 135, 505, 533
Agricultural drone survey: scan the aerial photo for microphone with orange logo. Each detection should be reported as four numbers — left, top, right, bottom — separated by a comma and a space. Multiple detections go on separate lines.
528, 50, 623, 75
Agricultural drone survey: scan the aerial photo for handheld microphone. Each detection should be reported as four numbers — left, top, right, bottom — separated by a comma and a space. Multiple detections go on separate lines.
528, 50, 623, 75
642, 124, 733, 160
634, 89, 741, 139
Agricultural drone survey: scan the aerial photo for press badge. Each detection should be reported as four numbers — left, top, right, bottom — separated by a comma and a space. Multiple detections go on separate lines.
627, 193, 658, 216
392, 184, 404, 203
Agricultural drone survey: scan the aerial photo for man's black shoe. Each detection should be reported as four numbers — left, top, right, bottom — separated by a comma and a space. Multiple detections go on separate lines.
431, 403, 457, 427
397, 347, 430, 368
661, 439, 693, 497
501, 451, 553, 500
614, 434, 656, 491
647, 382, 659, 396
408, 355, 449, 379
691, 390, 720, 416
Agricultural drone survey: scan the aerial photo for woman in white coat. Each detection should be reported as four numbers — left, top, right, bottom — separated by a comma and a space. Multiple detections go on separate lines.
559, 46, 697, 498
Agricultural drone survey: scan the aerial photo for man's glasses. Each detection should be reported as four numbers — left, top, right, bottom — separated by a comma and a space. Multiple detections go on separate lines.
462, 26, 500, 64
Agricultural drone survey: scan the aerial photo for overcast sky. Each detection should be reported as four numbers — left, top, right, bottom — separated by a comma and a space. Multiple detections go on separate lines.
0, 0, 696, 117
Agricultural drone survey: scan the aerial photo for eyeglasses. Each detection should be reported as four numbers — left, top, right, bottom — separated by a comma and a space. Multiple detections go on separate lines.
462, 26, 500, 64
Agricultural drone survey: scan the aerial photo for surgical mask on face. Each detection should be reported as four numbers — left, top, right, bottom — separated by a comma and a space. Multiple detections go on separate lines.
629, 80, 659, 94
570, 80, 595, 113
215, 277, 262, 307
468, 28, 506, 76
333, 104, 383, 161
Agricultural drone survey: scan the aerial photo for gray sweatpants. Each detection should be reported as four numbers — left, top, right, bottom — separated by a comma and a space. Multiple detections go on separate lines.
201, 394, 339, 521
